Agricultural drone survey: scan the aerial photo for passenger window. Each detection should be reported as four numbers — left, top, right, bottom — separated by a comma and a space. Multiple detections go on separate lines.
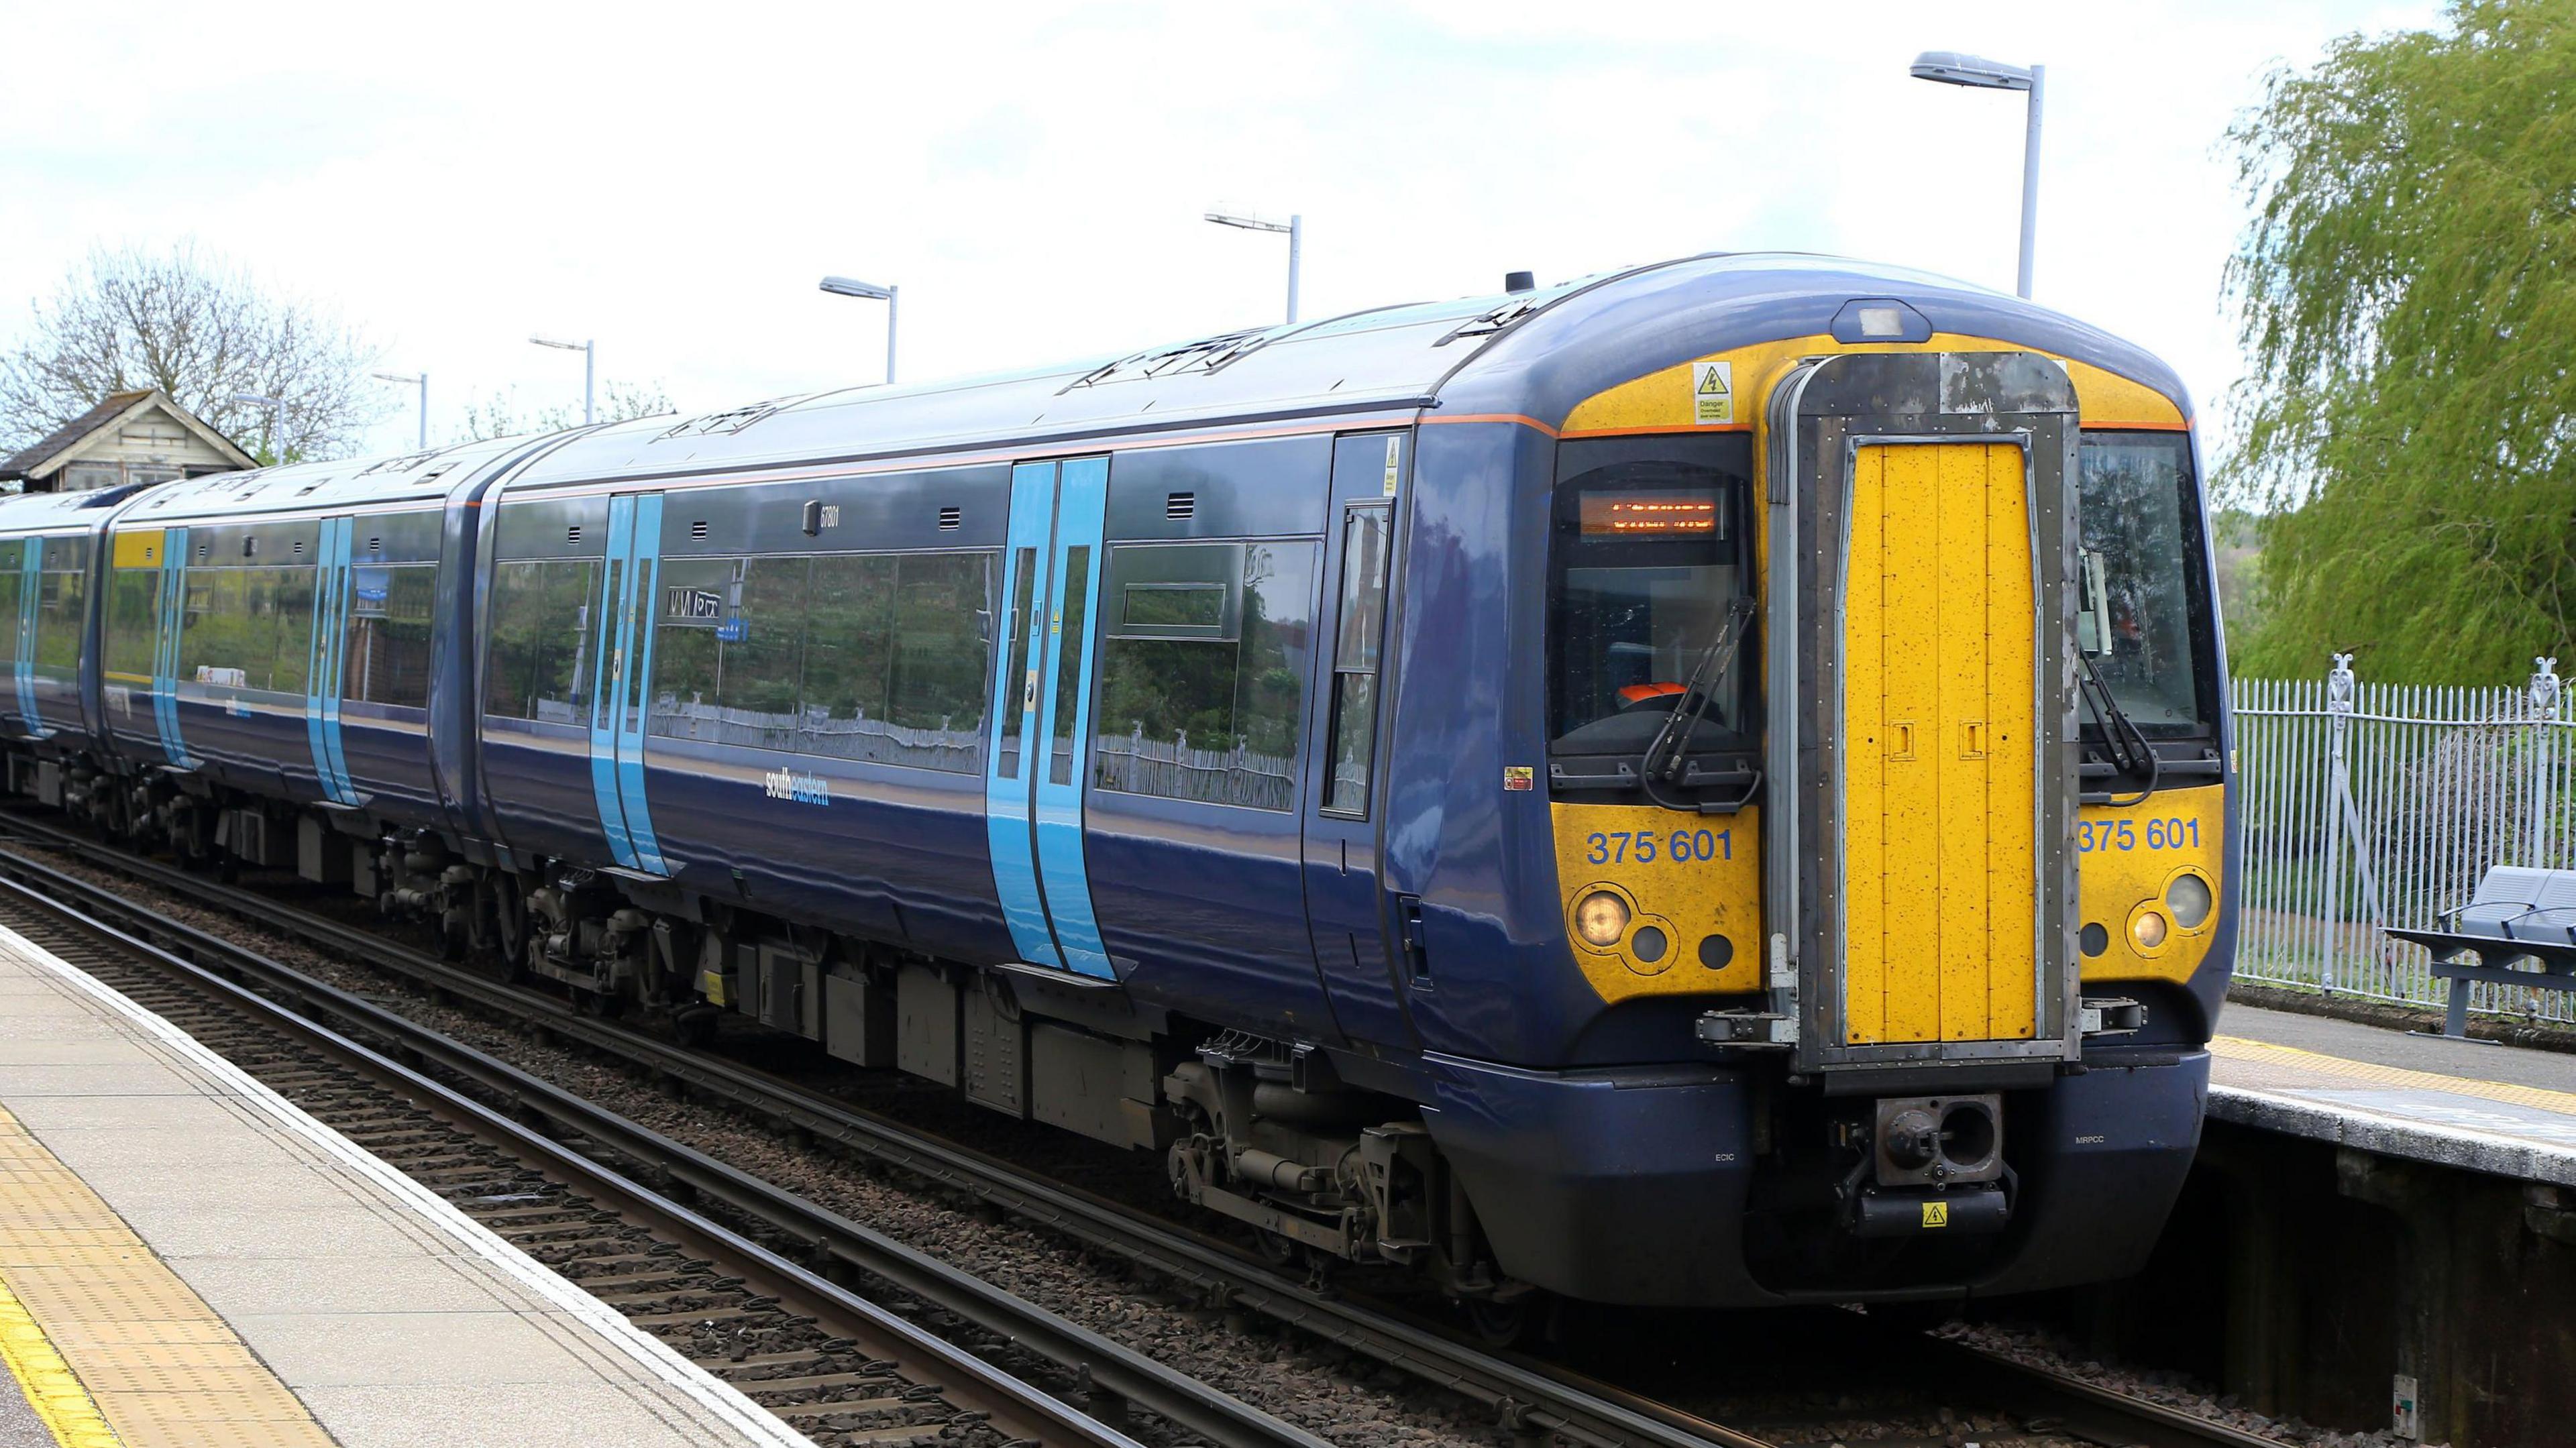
800, 555, 898, 759
639, 550, 995, 773
103, 569, 158, 683
343, 564, 433, 709
883, 552, 992, 769
180, 569, 278, 689
1323, 506, 1391, 816
996, 547, 1040, 780
1094, 539, 1317, 812
34, 569, 84, 679
716, 557, 808, 748
485, 559, 600, 724
273, 565, 315, 695
646, 557, 733, 742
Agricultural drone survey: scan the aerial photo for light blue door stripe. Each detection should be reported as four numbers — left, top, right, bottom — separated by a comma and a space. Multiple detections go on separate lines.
587, 498, 639, 869
323, 521, 356, 800
985, 463, 1065, 970
15, 537, 46, 737
1028, 457, 1115, 979
152, 527, 191, 767
616, 494, 667, 873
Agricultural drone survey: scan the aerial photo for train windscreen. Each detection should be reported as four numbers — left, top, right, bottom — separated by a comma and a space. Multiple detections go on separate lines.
2076, 432, 2218, 738
1546, 435, 1756, 779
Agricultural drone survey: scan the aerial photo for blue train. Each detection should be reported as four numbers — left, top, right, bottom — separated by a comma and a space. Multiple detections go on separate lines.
0, 254, 2235, 1315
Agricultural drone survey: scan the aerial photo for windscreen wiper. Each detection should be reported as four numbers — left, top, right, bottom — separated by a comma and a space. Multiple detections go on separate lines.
2078, 651, 2163, 805
1640, 596, 1758, 812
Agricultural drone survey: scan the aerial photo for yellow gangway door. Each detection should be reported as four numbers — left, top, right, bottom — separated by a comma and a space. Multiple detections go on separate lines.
1841, 441, 2038, 1044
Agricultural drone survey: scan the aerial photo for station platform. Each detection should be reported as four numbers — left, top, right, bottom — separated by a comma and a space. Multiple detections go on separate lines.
0, 925, 810, 1448
2210, 1001, 2576, 1186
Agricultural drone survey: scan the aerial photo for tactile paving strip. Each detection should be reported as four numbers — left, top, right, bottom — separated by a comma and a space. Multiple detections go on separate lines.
2212, 1034, 2576, 1115
0, 1104, 333, 1448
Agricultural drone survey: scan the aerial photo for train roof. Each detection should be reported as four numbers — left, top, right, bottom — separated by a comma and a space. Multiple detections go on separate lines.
38, 252, 2194, 526
0, 479, 165, 536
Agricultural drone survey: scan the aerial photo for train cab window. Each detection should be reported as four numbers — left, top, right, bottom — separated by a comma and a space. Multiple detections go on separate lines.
1547, 437, 1755, 788
2077, 433, 2214, 736
1322, 505, 1391, 816
1095, 539, 1318, 812
343, 563, 434, 710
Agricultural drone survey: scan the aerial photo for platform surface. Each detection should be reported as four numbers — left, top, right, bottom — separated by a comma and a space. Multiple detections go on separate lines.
2210, 1001, 2576, 1186
0, 924, 811, 1448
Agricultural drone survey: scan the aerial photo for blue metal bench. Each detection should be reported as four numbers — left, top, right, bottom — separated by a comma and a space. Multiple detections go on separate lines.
2385, 865, 2576, 1036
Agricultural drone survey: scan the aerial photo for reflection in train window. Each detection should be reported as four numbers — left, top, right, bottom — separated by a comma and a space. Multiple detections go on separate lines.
1094, 539, 1316, 812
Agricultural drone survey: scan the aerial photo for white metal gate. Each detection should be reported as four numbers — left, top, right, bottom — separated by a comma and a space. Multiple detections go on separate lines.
2234, 654, 2575, 1022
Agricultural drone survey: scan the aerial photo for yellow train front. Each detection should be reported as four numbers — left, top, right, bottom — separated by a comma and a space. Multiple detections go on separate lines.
1401, 260, 2229, 1305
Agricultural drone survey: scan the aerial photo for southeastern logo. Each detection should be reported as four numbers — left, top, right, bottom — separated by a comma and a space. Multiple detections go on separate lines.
763, 768, 830, 805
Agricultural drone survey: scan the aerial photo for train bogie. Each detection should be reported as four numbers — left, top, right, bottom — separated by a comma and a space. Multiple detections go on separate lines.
0, 253, 2234, 1310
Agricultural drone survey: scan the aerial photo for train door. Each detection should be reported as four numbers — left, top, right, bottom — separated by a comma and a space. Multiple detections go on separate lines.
1764, 351, 2081, 1072
1302, 432, 1412, 1049
305, 516, 358, 803
588, 493, 669, 874
981, 458, 1114, 977
4, 538, 38, 737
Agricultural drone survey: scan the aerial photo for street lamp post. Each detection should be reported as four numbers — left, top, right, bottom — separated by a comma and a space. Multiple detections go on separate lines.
1909, 51, 2045, 299
817, 277, 899, 386
372, 372, 428, 450
529, 337, 595, 425
1205, 210, 1301, 325
231, 392, 287, 465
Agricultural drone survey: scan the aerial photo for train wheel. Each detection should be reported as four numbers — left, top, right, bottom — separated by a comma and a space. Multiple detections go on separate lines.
1464, 1294, 1545, 1349
490, 885, 529, 984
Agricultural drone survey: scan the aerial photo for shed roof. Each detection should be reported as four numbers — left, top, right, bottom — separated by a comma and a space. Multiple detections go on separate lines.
0, 389, 257, 482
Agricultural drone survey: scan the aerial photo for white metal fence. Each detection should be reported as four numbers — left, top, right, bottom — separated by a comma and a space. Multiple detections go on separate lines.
2233, 654, 2575, 1021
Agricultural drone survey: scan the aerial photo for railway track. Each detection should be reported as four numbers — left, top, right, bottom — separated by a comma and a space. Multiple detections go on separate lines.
0, 809, 2280, 1448
0, 838, 1330, 1448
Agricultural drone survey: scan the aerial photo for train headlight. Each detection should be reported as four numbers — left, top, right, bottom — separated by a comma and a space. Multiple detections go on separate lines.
2166, 872, 2214, 930
1574, 891, 1630, 947
2131, 910, 2169, 951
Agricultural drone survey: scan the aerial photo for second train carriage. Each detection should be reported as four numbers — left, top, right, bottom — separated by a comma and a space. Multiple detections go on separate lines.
0, 252, 2234, 1310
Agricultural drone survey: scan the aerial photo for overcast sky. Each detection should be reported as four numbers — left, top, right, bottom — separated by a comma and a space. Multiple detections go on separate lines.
2, 0, 2439, 460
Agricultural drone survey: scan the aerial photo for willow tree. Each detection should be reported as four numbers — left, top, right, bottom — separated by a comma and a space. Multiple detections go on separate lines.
2225, 0, 2576, 682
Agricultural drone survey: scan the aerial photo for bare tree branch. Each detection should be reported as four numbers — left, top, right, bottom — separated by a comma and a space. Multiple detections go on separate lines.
0, 243, 386, 464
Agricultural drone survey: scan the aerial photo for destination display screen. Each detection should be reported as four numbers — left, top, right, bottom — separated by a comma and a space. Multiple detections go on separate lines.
1578, 490, 1723, 538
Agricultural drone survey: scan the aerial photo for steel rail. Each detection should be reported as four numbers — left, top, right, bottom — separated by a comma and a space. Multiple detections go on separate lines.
0, 836, 1326, 1448
0, 812, 2278, 1448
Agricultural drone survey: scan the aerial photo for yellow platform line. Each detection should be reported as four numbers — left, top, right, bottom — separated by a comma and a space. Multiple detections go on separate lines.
2213, 1034, 2576, 1117
0, 1278, 119, 1448
0, 1105, 333, 1448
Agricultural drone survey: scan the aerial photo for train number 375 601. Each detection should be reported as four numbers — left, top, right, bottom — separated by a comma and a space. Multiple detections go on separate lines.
1585, 829, 1732, 865
2077, 818, 2202, 853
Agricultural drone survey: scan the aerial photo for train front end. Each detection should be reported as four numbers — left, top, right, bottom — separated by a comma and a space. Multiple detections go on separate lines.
1515, 290, 2230, 1303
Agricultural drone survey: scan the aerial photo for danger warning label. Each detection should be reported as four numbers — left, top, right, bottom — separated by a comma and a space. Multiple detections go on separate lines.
1692, 360, 1734, 425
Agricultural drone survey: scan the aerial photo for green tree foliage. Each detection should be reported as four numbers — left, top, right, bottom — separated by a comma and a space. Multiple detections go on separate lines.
2224, 0, 2576, 681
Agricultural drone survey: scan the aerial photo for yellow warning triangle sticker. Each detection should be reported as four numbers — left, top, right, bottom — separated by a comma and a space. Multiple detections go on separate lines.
1697, 366, 1729, 395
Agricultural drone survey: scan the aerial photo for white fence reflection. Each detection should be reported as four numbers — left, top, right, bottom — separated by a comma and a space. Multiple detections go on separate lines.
2233, 655, 2575, 1022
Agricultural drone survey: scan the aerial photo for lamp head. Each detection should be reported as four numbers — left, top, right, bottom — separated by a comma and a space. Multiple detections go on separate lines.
1910, 50, 2033, 91
819, 276, 894, 300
